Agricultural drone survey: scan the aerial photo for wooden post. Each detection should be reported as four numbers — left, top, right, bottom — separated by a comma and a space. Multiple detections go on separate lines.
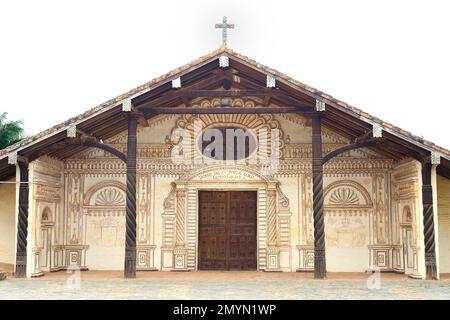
15, 161, 29, 277
124, 113, 138, 278
421, 161, 437, 279
311, 113, 326, 279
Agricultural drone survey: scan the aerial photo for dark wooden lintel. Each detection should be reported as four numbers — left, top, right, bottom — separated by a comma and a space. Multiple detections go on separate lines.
180, 89, 269, 98
143, 106, 313, 115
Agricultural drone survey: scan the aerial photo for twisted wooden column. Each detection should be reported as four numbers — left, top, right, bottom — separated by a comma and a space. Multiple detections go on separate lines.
421, 161, 437, 279
124, 114, 138, 278
311, 114, 326, 279
15, 161, 29, 277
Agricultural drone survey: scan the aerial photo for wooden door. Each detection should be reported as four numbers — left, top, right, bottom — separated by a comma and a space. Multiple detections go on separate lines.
402, 227, 414, 274
40, 227, 52, 271
198, 191, 257, 270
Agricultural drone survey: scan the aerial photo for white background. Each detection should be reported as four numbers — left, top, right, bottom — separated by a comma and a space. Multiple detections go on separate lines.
0, 0, 448, 149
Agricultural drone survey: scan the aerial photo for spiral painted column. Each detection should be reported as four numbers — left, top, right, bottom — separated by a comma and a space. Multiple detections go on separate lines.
175, 189, 186, 247
124, 114, 138, 278
311, 114, 326, 279
421, 161, 437, 279
267, 190, 277, 246
15, 160, 29, 278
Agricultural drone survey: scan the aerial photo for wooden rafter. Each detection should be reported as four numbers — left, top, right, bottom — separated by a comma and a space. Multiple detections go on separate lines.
28, 137, 127, 163
323, 138, 385, 164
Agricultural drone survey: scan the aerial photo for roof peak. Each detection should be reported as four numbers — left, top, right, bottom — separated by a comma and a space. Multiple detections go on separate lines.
0, 47, 449, 164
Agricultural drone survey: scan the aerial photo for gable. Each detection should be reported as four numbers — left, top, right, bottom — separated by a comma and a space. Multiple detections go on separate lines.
0, 47, 448, 180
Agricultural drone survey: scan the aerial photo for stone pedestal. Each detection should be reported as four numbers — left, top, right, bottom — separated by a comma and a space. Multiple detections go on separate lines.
172, 247, 189, 271
265, 246, 281, 271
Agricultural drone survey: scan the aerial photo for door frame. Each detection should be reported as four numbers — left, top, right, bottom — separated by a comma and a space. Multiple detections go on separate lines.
193, 184, 267, 271
169, 164, 290, 272
197, 189, 258, 271
401, 224, 414, 274
40, 226, 52, 272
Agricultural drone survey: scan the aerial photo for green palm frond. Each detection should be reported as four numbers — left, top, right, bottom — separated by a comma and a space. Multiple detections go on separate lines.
0, 112, 25, 149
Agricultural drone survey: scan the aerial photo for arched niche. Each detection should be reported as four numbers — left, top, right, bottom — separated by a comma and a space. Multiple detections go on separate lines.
322, 180, 373, 272
41, 207, 53, 225
83, 180, 126, 208
401, 206, 413, 225
83, 180, 127, 270
324, 180, 372, 209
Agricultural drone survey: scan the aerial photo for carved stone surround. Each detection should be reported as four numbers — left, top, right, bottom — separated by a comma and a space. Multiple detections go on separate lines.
390, 159, 424, 278
28, 156, 65, 276
160, 165, 292, 271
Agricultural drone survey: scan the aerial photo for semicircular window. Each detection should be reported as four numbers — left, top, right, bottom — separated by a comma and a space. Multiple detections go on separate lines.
198, 127, 257, 161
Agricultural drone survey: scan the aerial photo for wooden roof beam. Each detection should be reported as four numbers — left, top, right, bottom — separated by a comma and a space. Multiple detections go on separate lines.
232, 73, 311, 105
178, 89, 270, 98
144, 105, 313, 115
133, 73, 227, 109
122, 100, 149, 127
353, 124, 383, 143
66, 124, 99, 140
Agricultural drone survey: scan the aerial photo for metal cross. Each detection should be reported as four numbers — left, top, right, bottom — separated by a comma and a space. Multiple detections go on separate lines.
215, 16, 234, 47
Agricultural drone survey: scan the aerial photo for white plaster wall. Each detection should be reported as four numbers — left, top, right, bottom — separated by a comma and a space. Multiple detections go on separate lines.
137, 115, 178, 143
438, 175, 450, 273
0, 179, 16, 264
85, 214, 125, 270
274, 115, 311, 143
325, 216, 370, 272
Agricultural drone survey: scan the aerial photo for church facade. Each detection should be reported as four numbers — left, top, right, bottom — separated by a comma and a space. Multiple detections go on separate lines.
0, 48, 449, 279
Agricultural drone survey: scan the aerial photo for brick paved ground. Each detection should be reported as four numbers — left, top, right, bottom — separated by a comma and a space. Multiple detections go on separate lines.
1, 271, 449, 299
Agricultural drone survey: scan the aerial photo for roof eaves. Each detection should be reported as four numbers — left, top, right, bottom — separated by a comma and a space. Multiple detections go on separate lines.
0, 48, 227, 160
223, 48, 450, 160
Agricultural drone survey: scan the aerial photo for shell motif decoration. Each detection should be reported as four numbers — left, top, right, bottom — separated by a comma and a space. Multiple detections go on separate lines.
329, 187, 359, 205
94, 188, 125, 206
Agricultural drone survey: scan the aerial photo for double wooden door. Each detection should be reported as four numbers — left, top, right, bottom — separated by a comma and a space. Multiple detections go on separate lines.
198, 191, 257, 270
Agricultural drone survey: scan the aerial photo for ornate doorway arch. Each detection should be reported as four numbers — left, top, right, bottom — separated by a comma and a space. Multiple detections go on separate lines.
160, 165, 292, 271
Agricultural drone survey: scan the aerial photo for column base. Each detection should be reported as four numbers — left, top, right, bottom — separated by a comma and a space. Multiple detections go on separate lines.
314, 249, 327, 279
170, 268, 191, 272
263, 268, 282, 272
266, 246, 280, 271
31, 271, 44, 278
173, 246, 188, 270
14, 253, 27, 278
425, 261, 438, 280
137, 267, 159, 272
124, 247, 137, 278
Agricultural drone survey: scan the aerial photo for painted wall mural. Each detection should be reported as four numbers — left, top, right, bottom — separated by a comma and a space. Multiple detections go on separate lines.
23, 102, 427, 276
